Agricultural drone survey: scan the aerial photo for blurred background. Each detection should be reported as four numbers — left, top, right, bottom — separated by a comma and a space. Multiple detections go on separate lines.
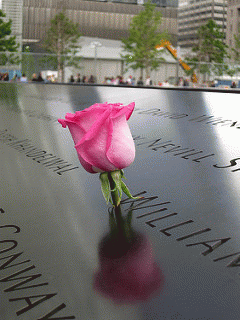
1, 0, 239, 88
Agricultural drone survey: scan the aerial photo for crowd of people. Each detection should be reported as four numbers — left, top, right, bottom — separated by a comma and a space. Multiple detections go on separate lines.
66, 74, 154, 86
101, 75, 152, 86
0, 72, 9, 81
67, 74, 234, 88
67, 74, 155, 86
1, 71, 239, 89
68, 73, 95, 84
0, 72, 46, 83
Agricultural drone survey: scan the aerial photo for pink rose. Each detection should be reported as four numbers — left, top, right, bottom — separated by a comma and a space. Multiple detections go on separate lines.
58, 102, 135, 173
94, 233, 164, 303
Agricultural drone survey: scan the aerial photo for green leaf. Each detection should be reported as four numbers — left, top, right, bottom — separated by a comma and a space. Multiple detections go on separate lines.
120, 169, 126, 179
121, 180, 140, 200
110, 170, 122, 206
99, 172, 111, 204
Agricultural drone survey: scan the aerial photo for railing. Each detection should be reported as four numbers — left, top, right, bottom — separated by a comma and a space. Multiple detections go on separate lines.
1, 51, 240, 88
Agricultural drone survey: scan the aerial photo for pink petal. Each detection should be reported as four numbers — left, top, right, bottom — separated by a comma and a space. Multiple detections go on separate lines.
106, 115, 135, 169
58, 119, 67, 128
75, 108, 117, 172
77, 154, 96, 173
125, 102, 135, 120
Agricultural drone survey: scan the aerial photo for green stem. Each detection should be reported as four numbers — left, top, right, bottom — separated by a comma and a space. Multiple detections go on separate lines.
108, 172, 124, 238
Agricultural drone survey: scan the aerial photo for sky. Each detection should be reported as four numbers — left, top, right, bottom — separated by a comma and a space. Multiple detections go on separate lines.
0, 0, 2, 9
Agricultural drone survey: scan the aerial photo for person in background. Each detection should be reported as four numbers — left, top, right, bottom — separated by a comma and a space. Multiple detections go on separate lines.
20, 73, 28, 82
162, 80, 170, 87
137, 76, 144, 86
183, 78, 189, 87
88, 75, 95, 83
210, 80, 215, 88
69, 75, 75, 83
126, 75, 133, 85
145, 76, 152, 86
31, 73, 38, 81
82, 75, 87, 83
110, 77, 115, 85
76, 73, 81, 83
37, 73, 44, 82
178, 77, 184, 86
118, 76, 125, 85
113, 76, 120, 85
231, 81, 237, 88
2, 72, 9, 81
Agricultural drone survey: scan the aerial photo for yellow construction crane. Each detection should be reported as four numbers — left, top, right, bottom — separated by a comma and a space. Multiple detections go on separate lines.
156, 40, 197, 83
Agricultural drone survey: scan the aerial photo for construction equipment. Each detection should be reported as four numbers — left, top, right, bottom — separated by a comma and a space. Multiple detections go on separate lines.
156, 40, 197, 83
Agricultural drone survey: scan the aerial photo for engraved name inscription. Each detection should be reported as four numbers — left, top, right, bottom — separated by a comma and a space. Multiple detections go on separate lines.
133, 135, 240, 173
136, 107, 240, 129
0, 208, 76, 319
121, 192, 240, 276
0, 130, 79, 176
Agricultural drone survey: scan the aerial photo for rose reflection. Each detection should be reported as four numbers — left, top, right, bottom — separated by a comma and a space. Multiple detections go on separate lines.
94, 207, 164, 303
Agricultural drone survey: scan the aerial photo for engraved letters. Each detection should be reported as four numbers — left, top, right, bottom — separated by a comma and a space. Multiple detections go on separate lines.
0, 208, 76, 319
124, 192, 240, 277
0, 130, 79, 176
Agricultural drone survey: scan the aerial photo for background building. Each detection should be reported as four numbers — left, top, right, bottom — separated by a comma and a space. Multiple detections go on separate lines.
152, 0, 178, 7
226, 0, 240, 56
1, 0, 23, 50
1, 0, 182, 82
22, 0, 178, 50
178, 0, 227, 52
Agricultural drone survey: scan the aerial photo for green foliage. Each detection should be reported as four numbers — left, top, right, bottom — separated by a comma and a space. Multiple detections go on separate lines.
188, 19, 230, 77
192, 19, 229, 64
0, 9, 20, 66
39, 53, 58, 71
121, 0, 168, 78
225, 66, 237, 77
186, 56, 233, 78
44, 11, 82, 82
22, 46, 36, 79
231, 27, 240, 62
184, 57, 211, 77
184, 58, 198, 75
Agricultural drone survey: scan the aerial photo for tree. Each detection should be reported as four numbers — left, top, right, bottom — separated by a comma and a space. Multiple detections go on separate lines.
22, 46, 36, 80
44, 11, 82, 82
231, 27, 240, 63
191, 19, 229, 77
0, 9, 19, 66
121, 1, 168, 79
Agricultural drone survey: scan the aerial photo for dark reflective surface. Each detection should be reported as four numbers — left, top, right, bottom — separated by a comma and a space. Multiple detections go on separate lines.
94, 207, 164, 304
0, 83, 240, 319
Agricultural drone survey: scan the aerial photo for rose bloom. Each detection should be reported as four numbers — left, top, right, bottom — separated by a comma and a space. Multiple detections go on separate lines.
93, 233, 164, 303
58, 102, 135, 173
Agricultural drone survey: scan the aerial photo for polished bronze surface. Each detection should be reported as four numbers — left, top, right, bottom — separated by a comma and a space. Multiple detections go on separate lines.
0, 83, 240, 319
